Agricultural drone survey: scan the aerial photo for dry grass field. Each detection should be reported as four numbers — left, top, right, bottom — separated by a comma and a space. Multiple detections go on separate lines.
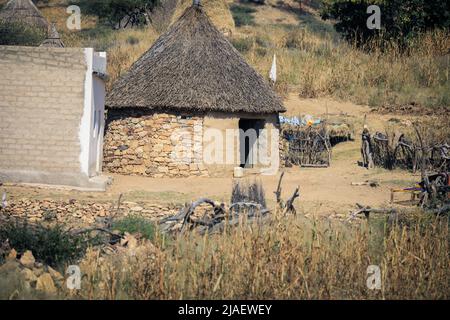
86, 213, 448, 300
20, 0, 448, 107
1, 210, 448, 300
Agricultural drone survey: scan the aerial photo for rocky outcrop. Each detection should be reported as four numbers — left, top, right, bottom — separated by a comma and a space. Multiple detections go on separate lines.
0, 250, 62, 296
0, 237, 160, 298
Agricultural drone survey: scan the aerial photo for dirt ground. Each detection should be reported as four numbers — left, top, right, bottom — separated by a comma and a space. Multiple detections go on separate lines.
2, 94, 423, 217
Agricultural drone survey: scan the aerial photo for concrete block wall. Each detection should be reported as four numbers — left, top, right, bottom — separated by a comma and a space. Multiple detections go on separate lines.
0, 46, 103, 188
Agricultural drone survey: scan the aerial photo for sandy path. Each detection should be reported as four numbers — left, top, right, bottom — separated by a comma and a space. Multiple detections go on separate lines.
2, 96, 421, 216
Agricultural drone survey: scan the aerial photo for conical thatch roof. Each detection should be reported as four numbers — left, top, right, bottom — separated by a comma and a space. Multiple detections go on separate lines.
171, 0, 235, 35
40, 23, 64, 48
107, 5, 285, 114
0, 0, 49, 30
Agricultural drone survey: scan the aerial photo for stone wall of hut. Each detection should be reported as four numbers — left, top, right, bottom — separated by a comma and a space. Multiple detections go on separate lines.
103, 109, 209, 177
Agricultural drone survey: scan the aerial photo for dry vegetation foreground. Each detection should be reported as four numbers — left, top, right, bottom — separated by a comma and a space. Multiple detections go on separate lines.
1, 211, 448, 300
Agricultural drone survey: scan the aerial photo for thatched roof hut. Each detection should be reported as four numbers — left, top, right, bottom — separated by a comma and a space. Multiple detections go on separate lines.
40, 23, 65, 48
0, 0, 49, 30
107, 3, 285, 114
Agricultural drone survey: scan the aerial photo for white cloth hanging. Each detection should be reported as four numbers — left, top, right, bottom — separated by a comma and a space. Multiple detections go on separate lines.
2, 192, 7, 209
269, 54, 277, 83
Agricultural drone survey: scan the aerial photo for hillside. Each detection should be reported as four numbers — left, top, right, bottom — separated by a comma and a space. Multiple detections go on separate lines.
226, 0, 449, 110
1, 0, 449, 109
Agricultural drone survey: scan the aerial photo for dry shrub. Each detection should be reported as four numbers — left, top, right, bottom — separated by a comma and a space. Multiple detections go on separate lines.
72, 241, 164, 300
234, 25, 449, 109
231, 179, 266, 208
284, 28, 306, 49
369, 118, 450, 171
298, 63, 318, 98
415, 117, 450, 147
72, 213, 448, 300
106, 28, 159, 90
273, 79, 289, 98
381, 216, 448, 299
55, 26, 159, 91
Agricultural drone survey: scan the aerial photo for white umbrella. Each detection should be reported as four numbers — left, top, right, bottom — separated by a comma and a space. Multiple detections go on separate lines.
269, 54, 277, 83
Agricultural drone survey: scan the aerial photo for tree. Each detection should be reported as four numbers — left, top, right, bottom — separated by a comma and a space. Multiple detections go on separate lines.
0, 21, 46, 46
76, 0, 159, 29
321, 0, 450, 47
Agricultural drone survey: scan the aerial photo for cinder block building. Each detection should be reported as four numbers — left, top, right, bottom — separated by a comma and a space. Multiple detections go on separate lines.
0, 46, 109, 190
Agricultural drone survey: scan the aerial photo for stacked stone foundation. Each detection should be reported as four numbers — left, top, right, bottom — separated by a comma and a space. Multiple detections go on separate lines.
103, 109, 209, 177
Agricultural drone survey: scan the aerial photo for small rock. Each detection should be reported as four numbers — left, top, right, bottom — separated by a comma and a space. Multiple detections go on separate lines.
98, 209, 106, 217
33, 267, 44, 277
22, 280, 32, 292
36, 273, 57, 294
0, 260, 20, 273
130, 206, 143, 212
120, 236, 128, 247
120, 233, 138, 250
20, 268, 37, 283
20, 251, 35, 268
127, 236, 138, 250
7, 249, 17, 261
48, 266, 64, 282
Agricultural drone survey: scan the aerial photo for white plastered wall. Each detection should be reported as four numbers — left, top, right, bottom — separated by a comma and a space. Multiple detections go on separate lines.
79, 48, 107, 178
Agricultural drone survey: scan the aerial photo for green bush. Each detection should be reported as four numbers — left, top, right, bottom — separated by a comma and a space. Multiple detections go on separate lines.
255, 34, 270, 48
255, 47, 267, 57
230, 4, 256, 27
284, 29, 305, 49
0, 21, 46, 46
0, 221, 88, 267
112, 215, 156, 240
231, 37, 254, 53
126, 35, 140, 45
321, 0, 450, 48
74, 0, 159, 28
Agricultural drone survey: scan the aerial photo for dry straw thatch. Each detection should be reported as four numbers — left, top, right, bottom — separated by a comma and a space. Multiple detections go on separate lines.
171, 0, 235, 35
107, 4, 285, 114
0, 0, 49, 30
40, 23, 64, 48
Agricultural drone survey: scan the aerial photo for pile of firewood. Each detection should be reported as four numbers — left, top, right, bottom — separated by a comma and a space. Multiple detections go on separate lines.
159, 173, 300, 235
361, 126, 449, 172
282, 124, 332, 168
417, 172, 450, 210
158, 198, 269, 235
348, 172, 449, 223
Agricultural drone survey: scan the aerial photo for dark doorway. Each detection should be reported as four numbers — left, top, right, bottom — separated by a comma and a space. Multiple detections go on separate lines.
239, 119, 265, 168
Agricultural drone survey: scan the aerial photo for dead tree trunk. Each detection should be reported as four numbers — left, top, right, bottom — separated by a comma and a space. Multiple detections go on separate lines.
361, 128, 374, 169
